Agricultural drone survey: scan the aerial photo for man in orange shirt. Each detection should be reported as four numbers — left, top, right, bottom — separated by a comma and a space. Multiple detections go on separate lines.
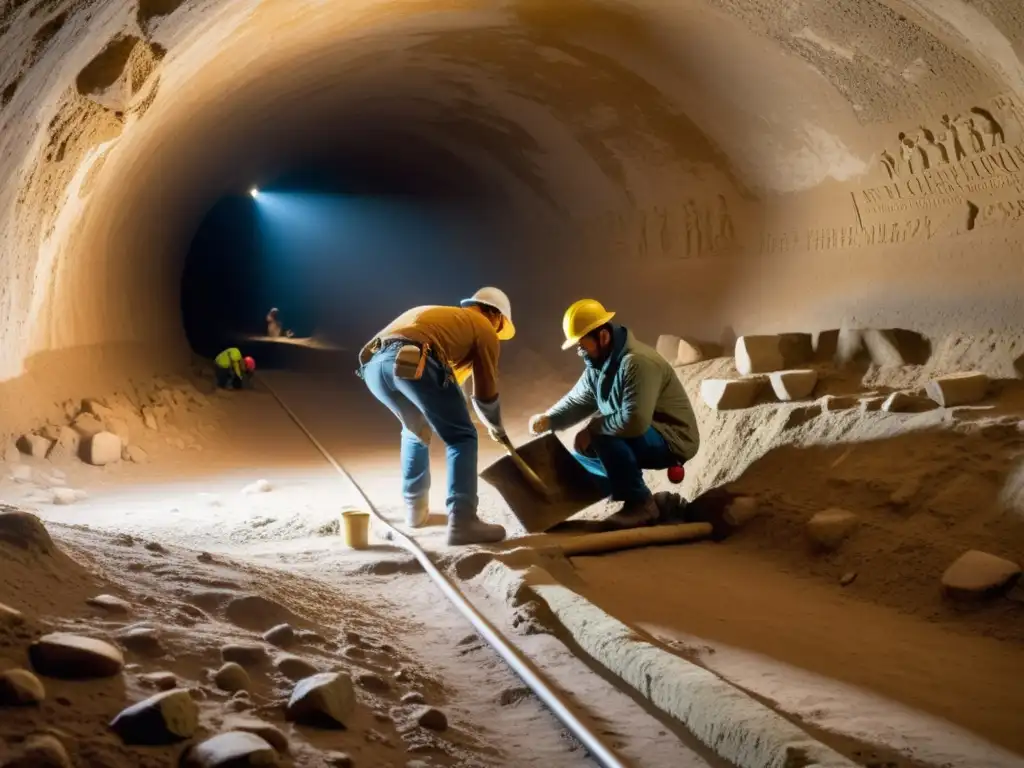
358, 287, 514, 546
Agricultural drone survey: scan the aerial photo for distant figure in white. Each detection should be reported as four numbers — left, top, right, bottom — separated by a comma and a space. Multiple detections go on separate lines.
266, 307, 282, 338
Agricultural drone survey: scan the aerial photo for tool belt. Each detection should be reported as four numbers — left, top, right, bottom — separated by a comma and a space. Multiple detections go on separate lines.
360, 337, 434, 381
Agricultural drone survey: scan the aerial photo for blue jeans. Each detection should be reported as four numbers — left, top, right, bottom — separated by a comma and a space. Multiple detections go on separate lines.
573, 427, 676, 504
361, 345, 478, 518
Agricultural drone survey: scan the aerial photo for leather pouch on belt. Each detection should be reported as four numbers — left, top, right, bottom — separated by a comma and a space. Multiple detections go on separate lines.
394, 344, 429, 380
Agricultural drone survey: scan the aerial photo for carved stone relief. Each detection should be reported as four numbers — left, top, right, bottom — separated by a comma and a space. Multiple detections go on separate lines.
881, 107, 1006, 180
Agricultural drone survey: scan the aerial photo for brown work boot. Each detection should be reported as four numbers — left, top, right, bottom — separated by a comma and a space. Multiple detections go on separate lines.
606, 496, 660, 530
447, 514, 506, 546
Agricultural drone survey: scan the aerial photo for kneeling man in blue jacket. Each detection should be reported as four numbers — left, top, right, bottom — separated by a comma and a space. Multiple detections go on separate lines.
528, 299, 701, 529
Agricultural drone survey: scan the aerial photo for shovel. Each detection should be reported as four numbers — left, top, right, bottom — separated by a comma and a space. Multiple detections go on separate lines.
498, 435, 553, 499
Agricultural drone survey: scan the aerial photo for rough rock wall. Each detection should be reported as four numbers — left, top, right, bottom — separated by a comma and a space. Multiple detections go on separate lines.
1, 0, 1023, 430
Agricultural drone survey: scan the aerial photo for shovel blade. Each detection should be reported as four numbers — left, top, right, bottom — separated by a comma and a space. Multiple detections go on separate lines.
480, 433, 606, 533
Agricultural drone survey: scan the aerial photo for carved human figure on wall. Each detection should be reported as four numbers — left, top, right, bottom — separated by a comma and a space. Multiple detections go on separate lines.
938, 114, 967, 162
989, 97, 1022, 144
917, 128, 948, 166
880, 150, 899, 180
960, 116, 985, 153
898, 132, 927, 174
683, 200, 702, 257
969, 108, 1004, 150
715, 195, 735, 248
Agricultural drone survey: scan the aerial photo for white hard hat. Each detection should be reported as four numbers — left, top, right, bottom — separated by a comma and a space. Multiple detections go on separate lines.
460, 286, 515, 340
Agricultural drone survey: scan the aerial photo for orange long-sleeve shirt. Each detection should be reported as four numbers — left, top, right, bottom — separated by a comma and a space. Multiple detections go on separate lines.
364, 306, 501, 401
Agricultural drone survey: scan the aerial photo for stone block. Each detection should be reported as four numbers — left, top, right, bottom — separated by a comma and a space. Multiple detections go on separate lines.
676, 338, 704, 365
926, 372, 989, 407
768, 370, 818, 401
85, 431, 122, 466
17, 434, 52, 458
700, 378, 762, 410
655, 334, 681, 364
735, 336, 782, 375
72, 412, 105, 437
806, 509, 859, 550
942, 550, 1021, 599
881, 391, 937, 413
821, 395, 858, 412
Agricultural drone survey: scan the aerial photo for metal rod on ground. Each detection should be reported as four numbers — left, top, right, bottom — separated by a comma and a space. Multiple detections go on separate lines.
258, 375, 631, 768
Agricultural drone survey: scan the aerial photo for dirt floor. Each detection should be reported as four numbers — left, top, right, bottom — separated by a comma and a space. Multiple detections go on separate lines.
2, 334, 1023, 767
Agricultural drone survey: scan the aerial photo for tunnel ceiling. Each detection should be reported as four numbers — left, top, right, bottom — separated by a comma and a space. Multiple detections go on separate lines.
1, 0, 1024, 390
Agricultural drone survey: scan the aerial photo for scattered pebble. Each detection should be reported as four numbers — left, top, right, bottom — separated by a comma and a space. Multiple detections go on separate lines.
0, 668, 46, 705
222, 715, 290, 754
110, 688, 199, 745
942, 550, 1022, 599
324, 752, 354, 767
5, 734, 70, 767
415, 705, 448, 731
214, 662, 251, 693
50, 487, 87, 505
274, 654, 318, 681
145, 541, 168, 553
181, 731, 278, 767
0, 601, 25, 627
263, 623, 296, 648
221, 643, 269, 667
806, 509, 860, 551
357, 671, 390, 693
286, 672, 356, 728
140, 671, 178, 690
840, 572, 858, 587
242, 478, 273, 495
401, 691, 425, 705
29, 633, 124, 679
118, 626, 164, 657
86, 594, 132, 615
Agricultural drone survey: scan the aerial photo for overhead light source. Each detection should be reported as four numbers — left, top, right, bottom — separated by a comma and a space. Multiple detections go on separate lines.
249, 186, 259, 198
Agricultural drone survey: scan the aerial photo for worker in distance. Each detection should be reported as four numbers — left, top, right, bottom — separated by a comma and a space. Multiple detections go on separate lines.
529, 298, 701, 529
213, 347, 256, 390
358, 287, 515, 546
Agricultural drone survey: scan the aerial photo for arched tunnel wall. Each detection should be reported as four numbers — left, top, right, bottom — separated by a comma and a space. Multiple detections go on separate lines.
2, 0, 1024, 434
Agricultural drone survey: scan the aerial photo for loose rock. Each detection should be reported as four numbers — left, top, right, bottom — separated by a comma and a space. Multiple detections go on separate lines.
145, 540, 167, 553
700, 378, 762, 410
881, 391, 936, 413
0, 668, 46, 705
942, 550, 1021, 599
926, 372, 989, 407
4, 734, 71, 767
181, 731, 280, 767
274, 654, 318, 681
263, 623, 296, 648
86, 594, 132, 615
401, 691, 425, 705
17, 433, 53, 458
51, 487, 87, 505
110, 688, 199, 745
415, 705, 448, 731
735, 335, 783, 375
72, 412, 105, 437
286, 672, 356, 728
840, 572, 858, 587
769, 369, 818, 401
242, 479, 273, 495
85, 431, 122, 465
30, 633, 125, 679
118, 626, 164, 656
222, 643, 269, 667
324, 753, 354, 767
295, 629, 326, 644
223, 716, 290, 754
0, 509, 55, 554
676, 338, 704, 365
806, 509, 860, 551
140, 671, 177, 690
214, 662, 251, 693
225, 594, 294, 631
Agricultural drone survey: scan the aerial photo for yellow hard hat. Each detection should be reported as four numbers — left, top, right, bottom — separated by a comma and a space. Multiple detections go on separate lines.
561, 299, 616, 350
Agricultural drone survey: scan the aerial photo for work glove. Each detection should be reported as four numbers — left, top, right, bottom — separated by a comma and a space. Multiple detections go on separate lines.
528, 413, 551, 435
487, 425, 507, 443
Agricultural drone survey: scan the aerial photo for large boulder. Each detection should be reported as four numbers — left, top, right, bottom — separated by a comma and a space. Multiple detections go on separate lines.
85, 431, 122, 466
